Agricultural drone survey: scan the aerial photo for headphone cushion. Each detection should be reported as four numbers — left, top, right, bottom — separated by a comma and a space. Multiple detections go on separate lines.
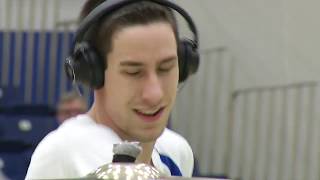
66, 42, 105, 89
178, 39, 200, 82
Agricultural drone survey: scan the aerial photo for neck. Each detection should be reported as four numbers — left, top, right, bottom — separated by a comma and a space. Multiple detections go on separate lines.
135, 141, 155, 165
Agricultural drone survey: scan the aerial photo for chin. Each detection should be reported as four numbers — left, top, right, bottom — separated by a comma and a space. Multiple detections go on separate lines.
135, 127, 165, 142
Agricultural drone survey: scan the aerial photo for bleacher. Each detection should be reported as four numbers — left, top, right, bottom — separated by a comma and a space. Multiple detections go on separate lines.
0, 28, 92, 179
0, 86, 59, 179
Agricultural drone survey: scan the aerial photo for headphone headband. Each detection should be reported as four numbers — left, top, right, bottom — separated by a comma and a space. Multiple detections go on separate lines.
75, 0, 198, 48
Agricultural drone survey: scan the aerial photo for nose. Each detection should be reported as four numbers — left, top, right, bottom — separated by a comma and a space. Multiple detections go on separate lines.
141, 73, 164, 106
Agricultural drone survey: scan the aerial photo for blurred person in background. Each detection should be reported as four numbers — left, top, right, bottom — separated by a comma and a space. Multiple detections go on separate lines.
56, 91, 88, 124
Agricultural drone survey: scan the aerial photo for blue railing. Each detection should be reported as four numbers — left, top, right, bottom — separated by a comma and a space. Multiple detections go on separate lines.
0, 31, 93, 106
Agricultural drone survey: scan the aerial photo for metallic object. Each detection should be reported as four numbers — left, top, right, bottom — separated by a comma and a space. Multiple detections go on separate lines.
86, 163, 161, 180
112, 141, 142, 163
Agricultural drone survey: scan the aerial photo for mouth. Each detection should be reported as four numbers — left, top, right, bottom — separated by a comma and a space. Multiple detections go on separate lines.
134, 107, 165, 122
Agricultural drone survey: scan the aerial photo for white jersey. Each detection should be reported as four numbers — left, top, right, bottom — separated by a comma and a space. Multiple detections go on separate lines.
25, 114, 194, 179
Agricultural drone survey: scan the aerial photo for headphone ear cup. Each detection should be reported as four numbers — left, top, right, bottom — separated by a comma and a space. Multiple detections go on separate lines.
64, 56, 76, 81
64, 42, 105, 89
178, 39, 200, 83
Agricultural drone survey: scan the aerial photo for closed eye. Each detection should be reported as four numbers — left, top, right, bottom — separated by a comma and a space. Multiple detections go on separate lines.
158, 66, 174, 73
158, 60, 177, 73
121, 69, 142, 77
126, 71, 141, 76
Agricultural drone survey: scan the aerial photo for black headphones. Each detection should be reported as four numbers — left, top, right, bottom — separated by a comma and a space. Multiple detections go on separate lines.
65, 0, 200, 89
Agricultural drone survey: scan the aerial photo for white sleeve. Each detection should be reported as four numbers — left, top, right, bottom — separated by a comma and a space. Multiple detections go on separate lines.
174, 133, 194, 177
156, 128, 194, 177
25, 132, 74, 179
181, 140, 194, 176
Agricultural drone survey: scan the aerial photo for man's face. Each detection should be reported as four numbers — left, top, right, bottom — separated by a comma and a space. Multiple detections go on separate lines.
97, 22, 179, 142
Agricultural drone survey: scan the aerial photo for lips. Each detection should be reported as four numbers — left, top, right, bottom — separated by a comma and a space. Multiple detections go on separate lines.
134, 107, 164, 122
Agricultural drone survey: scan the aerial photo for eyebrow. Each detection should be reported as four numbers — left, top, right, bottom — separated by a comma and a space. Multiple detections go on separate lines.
120, 61, 143, 67
119, 55, 177, 67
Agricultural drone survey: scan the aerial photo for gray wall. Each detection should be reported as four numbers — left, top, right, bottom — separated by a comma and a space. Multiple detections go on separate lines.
175, 0, 320, 89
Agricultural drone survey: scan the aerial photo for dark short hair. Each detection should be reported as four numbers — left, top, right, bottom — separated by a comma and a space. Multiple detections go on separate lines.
79, 0, 179, 69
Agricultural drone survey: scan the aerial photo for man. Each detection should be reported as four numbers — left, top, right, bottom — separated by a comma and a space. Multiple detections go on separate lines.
56, 91, 88, 124
26, 0, 199, 179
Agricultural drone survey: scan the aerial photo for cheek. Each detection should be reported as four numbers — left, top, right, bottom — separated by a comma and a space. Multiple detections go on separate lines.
105, 71, 134, 108
165, 69, 179, 94
106, 67, 140, 95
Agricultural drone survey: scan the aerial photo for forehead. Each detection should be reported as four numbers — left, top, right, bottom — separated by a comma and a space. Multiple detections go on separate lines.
108, 22, 177, 62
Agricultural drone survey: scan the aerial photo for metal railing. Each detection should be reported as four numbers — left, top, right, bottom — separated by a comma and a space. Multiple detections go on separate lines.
229, 81, 320, 180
